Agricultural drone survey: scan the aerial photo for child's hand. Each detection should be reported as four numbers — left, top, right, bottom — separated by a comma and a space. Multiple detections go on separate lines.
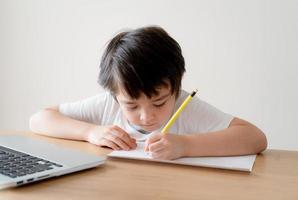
86, 125, 137, 150
144, 131, 187, 160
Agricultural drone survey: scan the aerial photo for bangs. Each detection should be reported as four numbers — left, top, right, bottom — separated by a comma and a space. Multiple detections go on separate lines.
119, 74, 171, 99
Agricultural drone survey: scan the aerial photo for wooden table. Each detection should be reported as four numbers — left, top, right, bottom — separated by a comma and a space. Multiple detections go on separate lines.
1, 131, 298, 200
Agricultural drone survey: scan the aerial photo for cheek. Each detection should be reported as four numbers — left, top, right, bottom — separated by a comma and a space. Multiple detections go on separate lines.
120, 107, 138, 121
157, 101, 175, 120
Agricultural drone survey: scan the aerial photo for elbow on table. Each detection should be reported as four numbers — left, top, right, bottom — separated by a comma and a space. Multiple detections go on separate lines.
29, 107, 58, 134
254, 130, 268, 154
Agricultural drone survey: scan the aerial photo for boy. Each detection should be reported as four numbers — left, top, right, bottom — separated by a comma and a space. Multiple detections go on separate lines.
30, 26, 267, 160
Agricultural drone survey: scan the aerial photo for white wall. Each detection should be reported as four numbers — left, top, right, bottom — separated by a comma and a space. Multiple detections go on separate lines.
0, 0, 297, 150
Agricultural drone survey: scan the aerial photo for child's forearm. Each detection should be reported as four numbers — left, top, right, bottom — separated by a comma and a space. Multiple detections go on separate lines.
29, 108, 94, 141
183, 121, 267, 157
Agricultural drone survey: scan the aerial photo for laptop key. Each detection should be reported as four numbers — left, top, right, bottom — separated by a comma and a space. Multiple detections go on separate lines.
0, 146, 63, 178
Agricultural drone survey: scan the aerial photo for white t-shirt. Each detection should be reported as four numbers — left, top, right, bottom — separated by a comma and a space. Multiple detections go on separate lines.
59, 90, 234, 141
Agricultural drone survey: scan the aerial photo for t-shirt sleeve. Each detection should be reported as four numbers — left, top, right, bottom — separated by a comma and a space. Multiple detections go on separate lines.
58, 92, 110, 125
181, 97, 234, 134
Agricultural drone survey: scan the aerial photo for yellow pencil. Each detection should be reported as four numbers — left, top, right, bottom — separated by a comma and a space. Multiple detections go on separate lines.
161, 89, 198, 134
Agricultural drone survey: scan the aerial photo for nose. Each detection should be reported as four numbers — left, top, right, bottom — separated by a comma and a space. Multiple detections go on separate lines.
139, 108, 155, 123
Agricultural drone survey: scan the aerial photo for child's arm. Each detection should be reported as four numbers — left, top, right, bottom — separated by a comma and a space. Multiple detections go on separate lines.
183, 117, 267, 156
29, 107, 136, 150
145, 117, 267, 160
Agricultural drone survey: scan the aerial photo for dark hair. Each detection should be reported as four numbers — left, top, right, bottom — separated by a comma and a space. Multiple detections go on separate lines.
98, 26, 185, 99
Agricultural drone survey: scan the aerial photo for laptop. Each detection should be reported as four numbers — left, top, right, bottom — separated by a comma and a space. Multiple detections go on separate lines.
0, 135, 106, 189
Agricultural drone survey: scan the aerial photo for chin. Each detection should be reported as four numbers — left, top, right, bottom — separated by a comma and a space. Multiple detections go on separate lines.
142, 126, 161, 133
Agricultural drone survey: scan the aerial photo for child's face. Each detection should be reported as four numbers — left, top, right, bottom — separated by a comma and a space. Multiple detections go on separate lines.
116, 86, 176, 132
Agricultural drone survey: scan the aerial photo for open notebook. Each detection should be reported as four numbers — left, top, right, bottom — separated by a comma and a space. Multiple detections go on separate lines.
109, 142, 256, 172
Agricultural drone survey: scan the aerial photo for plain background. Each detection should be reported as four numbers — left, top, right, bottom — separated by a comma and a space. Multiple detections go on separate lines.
0, 0, 297, 150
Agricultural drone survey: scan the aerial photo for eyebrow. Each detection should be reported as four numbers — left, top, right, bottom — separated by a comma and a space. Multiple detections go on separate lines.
121, 101, 137, 105
152, 93, 171, 102
120, 93, 171, 105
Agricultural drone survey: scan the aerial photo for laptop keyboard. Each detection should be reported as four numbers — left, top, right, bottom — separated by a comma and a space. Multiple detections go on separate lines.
0, 146, 63, 178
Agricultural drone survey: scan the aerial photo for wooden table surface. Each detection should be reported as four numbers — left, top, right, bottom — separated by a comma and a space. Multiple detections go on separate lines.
1, 131, 298, 200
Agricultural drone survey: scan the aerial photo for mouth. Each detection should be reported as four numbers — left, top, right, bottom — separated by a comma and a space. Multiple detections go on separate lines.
140, 124, 159, 132
128, 120, 161, 133
141, 123, 156, 127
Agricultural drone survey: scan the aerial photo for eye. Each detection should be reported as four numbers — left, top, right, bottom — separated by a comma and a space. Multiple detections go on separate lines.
153, 101, 166, 107
127, 105, 138, 111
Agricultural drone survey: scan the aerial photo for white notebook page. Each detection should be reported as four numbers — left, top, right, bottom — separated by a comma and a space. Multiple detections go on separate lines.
109, 142, 256, 172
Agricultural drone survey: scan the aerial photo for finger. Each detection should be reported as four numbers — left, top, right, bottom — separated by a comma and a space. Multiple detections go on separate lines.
148, 131, 163, 143
148, 140, 164, 153
130, 138, 137, 149
105, 134, 131, 150
144, 140, 149, 152
100, 138, 120, 150
113, 127, 137, 148
150, 149, 167, 159
131, 138, 136, 143
145, 132, 163, 151
113, 131, 137, 149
